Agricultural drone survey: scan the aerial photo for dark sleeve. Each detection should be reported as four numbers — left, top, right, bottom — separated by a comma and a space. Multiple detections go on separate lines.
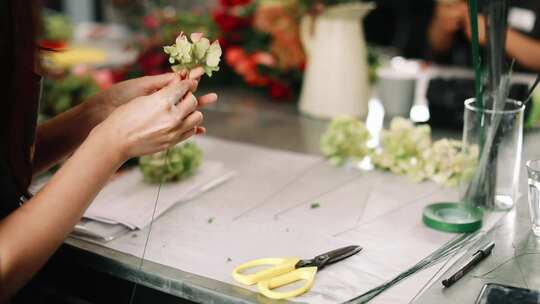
0, 154, 22, 219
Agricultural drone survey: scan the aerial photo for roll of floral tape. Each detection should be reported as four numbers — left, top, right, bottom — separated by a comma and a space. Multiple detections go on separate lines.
423, 202, 483, 233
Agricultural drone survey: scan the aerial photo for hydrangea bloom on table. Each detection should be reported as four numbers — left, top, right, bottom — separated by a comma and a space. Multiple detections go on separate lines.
139, 142, 203, 184
163, 32, 222, 76
422, 139, 479, 187
320, 117, 371, 166
371, 118, 432, 180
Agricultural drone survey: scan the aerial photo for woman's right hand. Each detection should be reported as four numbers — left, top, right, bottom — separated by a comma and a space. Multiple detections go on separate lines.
432, 2, 468, 34
92, 76, 213, 161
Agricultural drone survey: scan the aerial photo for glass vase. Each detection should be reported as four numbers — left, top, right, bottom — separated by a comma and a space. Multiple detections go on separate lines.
461, 98, 524, 210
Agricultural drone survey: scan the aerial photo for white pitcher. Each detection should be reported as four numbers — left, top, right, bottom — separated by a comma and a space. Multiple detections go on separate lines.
299, 2, 375, 119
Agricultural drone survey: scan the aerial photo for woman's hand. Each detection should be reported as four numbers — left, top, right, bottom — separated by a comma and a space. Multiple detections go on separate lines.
92, 75, 217, 161
432, 2, 468, 34
463, 14, 487, 46
428, 1, 468, 53
87, 67, 214, 122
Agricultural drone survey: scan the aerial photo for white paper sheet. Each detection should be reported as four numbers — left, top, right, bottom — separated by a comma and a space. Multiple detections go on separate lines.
88, 137, 506, 303
84, 161, 235, 229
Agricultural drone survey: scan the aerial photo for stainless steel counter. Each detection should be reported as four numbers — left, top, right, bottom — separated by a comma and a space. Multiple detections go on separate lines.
59, 87, 540, 304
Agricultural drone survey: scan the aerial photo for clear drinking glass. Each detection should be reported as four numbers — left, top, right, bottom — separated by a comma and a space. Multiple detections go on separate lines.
527, 160, 540, 236
461, 98, 524, 210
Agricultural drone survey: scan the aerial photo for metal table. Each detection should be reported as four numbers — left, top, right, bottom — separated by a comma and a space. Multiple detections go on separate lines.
40, 87, 540, 303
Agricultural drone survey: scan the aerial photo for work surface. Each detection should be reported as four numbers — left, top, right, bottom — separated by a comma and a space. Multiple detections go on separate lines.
61, 88, 540, 303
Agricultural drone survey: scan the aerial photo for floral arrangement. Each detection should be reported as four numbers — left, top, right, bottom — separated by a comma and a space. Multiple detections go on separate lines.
214, 0, 306, 99
320, 117, 479, 187
139, 142, 203, 183
122, 0, 379, 100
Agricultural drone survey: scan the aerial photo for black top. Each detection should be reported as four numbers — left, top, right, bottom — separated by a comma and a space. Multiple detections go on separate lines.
430, 0, 540, 72
0, 152, 22, 219
0, 78, 41, 219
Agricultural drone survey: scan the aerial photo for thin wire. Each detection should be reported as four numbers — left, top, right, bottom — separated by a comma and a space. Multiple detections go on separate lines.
525, 74, 540, 105
128, 149, 169, 304
343, 233, 478, 304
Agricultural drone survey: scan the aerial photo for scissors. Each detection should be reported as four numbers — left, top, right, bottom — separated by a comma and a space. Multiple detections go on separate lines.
232, 245, 362, 299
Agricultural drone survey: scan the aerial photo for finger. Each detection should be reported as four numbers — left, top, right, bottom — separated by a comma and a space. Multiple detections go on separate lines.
195, 126, 206, 135
173, 128, 197, 145
177, 111, 204, 131
153, 78, 196, 106
196, 93, 218, 109
179, 69, 188, 79
137, 73, 179, 94
110, 73, 179, 104
189, 67, 205, 80
175, 92, 198, 116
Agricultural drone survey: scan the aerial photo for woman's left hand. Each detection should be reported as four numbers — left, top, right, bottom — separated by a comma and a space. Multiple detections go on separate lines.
87, 67, 215, 122
464, 14, 487, 46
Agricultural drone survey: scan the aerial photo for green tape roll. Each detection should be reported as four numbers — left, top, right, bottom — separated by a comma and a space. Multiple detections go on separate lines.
423, 202, 483, 233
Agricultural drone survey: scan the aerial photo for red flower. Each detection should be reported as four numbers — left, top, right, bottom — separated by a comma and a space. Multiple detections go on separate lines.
91, 70, 114, 90
225, 47, 247, 66
143, 14, 160, 30
138, 51, 167, 75
234, 57, 256, 76
112, 70, 127, 83
229, 33, 242, 43
213, 10, 251, 32
244, 72, 270, 87
38, 40, 67, 51
252, 51, 276, 67
269, 81, 293, 100
219, 0, 251, 7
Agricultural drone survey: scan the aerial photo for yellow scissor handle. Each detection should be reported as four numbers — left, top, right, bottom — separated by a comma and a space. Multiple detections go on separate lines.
232, 257, 300, 286
257, 266, 318, 300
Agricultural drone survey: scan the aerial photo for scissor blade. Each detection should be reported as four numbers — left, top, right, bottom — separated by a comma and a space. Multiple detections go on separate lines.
305, 245, 362, 269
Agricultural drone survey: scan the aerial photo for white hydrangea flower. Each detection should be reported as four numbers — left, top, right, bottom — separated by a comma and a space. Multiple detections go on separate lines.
320, 117, 478, 188
163, 32, 222, 77
372, 117, 432, 180
320, 117, 371, 166
423, 139, 479, 187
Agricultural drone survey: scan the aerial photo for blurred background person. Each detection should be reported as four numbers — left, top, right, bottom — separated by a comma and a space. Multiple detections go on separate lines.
428, 0, 540, 72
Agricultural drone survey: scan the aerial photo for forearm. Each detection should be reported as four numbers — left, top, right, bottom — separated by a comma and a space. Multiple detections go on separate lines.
33, 97, 109, 175
0, 127, 123, 301
506, 29, 540, 72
